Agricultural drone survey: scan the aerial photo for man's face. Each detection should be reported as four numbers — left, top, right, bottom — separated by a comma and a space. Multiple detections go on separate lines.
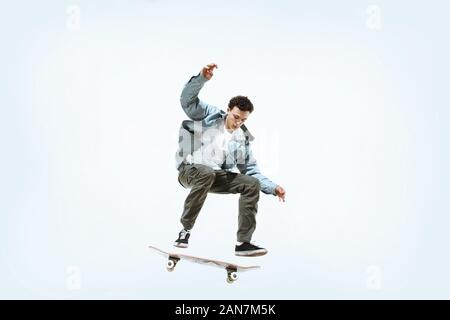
226, 106, 250, 131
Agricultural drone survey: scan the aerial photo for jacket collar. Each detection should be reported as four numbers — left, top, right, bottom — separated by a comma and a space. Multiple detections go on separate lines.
182, 113, 255, 142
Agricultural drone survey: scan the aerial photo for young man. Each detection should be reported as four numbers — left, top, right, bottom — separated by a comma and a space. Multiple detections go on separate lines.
174, 63, 286, 257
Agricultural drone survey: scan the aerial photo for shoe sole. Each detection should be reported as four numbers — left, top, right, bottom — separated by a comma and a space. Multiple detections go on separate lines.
235, 249, 268, 257
174, 242, 188, 248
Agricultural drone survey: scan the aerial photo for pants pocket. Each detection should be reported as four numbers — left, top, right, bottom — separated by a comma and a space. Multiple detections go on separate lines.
178, 165, 196, 188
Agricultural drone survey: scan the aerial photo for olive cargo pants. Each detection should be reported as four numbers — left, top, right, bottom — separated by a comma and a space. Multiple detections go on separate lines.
177, 163, 260, 243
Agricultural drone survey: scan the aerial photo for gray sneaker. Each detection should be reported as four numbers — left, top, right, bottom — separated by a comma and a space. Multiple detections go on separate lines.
174, 229, 190, 248
235, 242, 268, 257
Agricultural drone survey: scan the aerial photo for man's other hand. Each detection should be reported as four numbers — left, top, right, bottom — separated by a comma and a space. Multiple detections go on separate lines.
275, 186, 286, 202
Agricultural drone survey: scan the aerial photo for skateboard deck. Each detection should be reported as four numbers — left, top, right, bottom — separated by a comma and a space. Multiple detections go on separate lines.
148, 245, 260, 283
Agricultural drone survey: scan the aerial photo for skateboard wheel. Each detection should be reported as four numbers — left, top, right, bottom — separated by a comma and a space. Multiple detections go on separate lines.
227, 272, 238, 283
166, 260, 175, 271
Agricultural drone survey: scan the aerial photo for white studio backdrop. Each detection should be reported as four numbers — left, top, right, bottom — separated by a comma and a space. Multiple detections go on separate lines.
1, 0, 449, 299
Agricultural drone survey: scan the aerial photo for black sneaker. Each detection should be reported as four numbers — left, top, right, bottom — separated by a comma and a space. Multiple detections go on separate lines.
235, 242, 268, 257
174, 229, 190, 248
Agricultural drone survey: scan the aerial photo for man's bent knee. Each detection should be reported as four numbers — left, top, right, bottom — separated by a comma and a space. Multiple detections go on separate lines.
243, 176, 261, 194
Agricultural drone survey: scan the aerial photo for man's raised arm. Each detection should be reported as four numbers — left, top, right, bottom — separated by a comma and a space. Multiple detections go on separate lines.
180, 63, 221, 121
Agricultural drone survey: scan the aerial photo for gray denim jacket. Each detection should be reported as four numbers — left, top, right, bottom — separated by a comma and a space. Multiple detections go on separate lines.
175, 72, 278, 195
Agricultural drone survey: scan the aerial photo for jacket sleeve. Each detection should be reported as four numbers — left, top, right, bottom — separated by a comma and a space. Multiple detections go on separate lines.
180, 72, 221, 121
236, 142, 278, 195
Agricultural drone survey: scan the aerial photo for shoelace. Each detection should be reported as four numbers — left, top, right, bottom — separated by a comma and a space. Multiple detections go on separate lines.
249, 242, 262, 248
179, 230, 190, 240
238, 241, 259, 246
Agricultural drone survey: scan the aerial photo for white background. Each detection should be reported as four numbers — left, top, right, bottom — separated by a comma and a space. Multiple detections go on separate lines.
1, 0, 449, 299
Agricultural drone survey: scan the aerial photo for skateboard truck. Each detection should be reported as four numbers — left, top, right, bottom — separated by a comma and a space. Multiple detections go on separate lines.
166, 256, 180, 272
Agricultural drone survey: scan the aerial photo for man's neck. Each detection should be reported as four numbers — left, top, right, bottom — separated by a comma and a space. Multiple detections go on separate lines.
224, 120, 234, 134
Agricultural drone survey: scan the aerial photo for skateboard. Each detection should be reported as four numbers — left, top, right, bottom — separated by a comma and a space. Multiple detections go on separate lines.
148, 245, 260, 284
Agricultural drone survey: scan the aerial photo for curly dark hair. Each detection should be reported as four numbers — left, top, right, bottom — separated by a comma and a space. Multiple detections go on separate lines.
228, 95, 254, 113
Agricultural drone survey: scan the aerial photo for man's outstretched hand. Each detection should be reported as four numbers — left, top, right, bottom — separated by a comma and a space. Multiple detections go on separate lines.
275, 186, 286, 202
201, 63, 218, 80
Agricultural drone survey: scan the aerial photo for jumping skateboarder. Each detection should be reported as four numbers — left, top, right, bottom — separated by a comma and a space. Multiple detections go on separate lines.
174, 63, 286, 257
